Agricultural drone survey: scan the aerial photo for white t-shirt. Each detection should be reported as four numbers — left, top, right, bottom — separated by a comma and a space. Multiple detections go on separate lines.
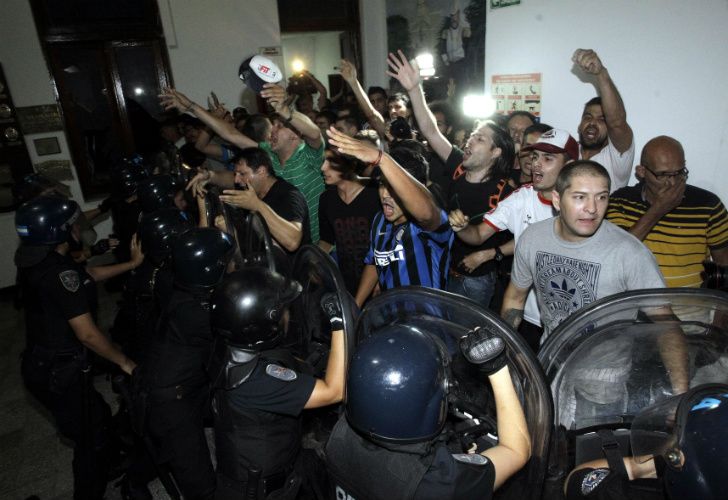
581, 138, 635, 192
483, 184, 557, 326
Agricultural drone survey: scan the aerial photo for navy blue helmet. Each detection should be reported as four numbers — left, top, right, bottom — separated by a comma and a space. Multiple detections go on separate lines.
138, 208, 192, 266
346, 324, 450, 443
15, 196, 80, 245
136, 175, 177, 214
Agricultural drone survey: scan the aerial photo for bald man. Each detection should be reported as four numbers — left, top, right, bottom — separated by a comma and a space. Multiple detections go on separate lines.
607, 136, 728, 287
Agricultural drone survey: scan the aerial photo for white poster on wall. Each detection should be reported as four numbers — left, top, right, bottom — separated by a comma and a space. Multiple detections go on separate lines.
492, 73, 541, 116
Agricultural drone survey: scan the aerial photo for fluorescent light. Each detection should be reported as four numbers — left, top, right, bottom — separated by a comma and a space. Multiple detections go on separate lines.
462, 94, 496, 118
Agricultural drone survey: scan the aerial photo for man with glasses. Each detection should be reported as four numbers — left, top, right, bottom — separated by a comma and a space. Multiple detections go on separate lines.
607, 135, 728, 287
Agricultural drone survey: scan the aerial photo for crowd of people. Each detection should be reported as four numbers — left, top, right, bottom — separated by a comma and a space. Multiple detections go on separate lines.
12, 45, 728, 500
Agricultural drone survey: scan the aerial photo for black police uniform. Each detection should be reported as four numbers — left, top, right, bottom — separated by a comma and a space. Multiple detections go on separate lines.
326, 418, 496, 500
17, 249, 114, 500
139, 286, 217, 499
212, 349, 316, 499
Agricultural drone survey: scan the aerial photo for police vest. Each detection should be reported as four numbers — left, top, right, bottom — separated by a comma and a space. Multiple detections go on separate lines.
326, 417, 437, 500
212, 347, 305, 483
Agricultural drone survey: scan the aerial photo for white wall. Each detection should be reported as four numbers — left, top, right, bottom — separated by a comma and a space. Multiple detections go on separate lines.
485, 0, 728, 202
0, 0, 283, 288
281, 31, 343, 96
359, 0, 389, 89
160, 0, 282, 113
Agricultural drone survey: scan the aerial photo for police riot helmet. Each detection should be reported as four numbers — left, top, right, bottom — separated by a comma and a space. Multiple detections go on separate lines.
15, 196, 81, 245
210, 267, 302, 349
346, 324, 450, 443
136, 175, 177, 213
138, 208, 192, 266
631, 383, 728, 499
111, 160, 149, 198
171, 227, 235, 289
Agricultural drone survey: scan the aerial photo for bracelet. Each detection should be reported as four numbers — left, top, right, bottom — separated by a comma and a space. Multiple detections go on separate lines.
368, 150, 383, 168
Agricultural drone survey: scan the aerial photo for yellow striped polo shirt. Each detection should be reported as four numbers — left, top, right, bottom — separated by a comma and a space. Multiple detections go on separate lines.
607, 184, 728, 287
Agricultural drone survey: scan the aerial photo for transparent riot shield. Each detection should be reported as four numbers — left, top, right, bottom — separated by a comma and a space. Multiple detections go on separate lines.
287, 245, 357, 371
203, 187, 245, 269
356, 286, 552, 500
538, 288, 728, 492
240, 211, 290, 276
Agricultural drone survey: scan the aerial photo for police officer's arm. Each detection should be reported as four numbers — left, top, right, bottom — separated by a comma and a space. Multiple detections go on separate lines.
85, 234, 144, 282
500, 282, 529, 331
305, 293, 346, 408
159, 88, 258, 150
355, 264, 379, 308
449, 209, 497, 246
572, 49, 633, 153
565, 457, 657, 494
68, 313, 136, 375
482, 366, 532, 490
219, 185, 304, 253
328, 127, 442, 231
261, 83, 323, 150
387, 49, 453, 162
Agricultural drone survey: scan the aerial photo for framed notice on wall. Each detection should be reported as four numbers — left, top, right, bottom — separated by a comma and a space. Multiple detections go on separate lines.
491, 73, 541, 116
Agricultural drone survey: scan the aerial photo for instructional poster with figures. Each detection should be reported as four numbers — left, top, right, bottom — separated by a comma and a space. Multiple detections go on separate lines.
491, 73, 542, 117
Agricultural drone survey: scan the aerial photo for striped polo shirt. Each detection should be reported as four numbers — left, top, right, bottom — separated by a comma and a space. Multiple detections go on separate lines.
364, 209, 454, 291
607, 184, 728, 287
260, 141, 325, 242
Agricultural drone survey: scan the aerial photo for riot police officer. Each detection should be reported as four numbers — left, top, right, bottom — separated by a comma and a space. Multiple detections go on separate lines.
208, 267, 346, 499
326, 325, 531, 499
565, 383, 728, 499
15, 196, 139, 500
136, 174, 178, 214
134, 227, 234, 499
113, 207, 191, 359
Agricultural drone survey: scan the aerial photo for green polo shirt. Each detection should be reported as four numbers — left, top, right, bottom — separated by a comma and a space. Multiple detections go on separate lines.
260, 141, 325, 242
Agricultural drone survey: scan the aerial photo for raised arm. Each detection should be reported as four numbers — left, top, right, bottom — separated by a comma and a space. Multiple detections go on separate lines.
302, 70, 329, 111
305, 293, 346, 408
159, 88, 257, 150
338, 59, 388, 140
260, 83, 323, 149
328, 127, 441, 231
387, 50, 453, 161
572, 49, 633, 153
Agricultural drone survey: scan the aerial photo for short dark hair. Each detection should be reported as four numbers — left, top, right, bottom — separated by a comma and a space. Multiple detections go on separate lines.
555, 160, 611, 196
367, 86, 387, 98
316, 110, 337, 126
389, 147, 428, 185
241, 114, 271, 143
428, 101, 454, 126
325, 149, 359, 181
388, 92, 411, 109
335, 115, 360, 132
583, 96, 602, 112
507, 111, 536, 126
231, 147, 274, 176
523, 123, 552, 138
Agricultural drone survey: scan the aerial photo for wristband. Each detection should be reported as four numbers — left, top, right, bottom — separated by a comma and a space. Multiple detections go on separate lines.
368, 150, 383, 169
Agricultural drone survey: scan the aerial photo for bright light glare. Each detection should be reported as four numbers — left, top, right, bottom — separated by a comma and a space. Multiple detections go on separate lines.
415, 53, 435, 78
134, 87, 144, 96
462, 94, 496, 118
291, 59, 305, 73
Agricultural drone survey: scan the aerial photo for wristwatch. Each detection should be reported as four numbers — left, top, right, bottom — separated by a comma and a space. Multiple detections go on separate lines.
494, 246, 504, 263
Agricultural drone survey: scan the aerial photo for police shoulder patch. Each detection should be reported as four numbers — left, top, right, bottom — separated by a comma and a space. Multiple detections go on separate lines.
59, 270, 81, 292
265, 363, 297, 382
452, 453, 489, 466
581, 468, 610, 495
